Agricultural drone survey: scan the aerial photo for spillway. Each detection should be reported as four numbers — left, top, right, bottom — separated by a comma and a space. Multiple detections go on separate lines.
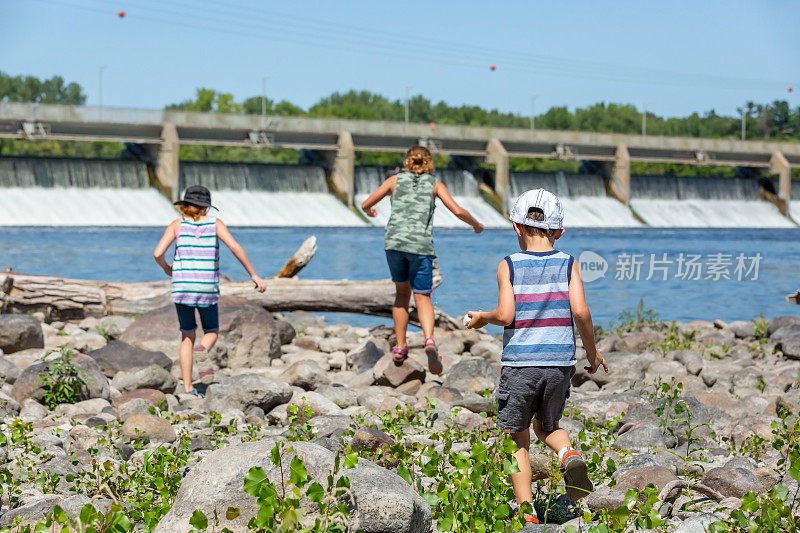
508, 171, 642, 227
180, 161, 364, 227
353, 167, 508, 228
629, 175, 794, 228
0, 156, 176, 226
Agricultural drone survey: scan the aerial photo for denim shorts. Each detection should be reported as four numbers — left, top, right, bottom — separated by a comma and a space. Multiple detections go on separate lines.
385, 249, 434, 294
175, 303, 219, 333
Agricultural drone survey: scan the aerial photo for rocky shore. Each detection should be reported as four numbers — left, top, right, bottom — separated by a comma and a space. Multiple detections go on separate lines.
1, 297, 799, 532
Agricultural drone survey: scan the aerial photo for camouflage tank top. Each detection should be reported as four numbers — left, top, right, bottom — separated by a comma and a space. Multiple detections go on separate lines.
384, 171, 437, 256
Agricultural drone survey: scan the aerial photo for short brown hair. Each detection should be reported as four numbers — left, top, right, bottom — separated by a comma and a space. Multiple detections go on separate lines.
522, 207, 557, 238
179, 203, 208, 220
403, 145, 434, 175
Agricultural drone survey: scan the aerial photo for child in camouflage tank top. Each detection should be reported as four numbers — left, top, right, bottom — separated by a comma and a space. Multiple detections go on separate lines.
361, 145, 484, 375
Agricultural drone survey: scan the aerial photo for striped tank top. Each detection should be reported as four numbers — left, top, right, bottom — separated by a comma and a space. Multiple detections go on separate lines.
502, 250, 576, 366
171, 217, 220, 307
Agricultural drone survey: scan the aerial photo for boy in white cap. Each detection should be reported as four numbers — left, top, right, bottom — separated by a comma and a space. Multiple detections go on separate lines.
466, 189, 608, 524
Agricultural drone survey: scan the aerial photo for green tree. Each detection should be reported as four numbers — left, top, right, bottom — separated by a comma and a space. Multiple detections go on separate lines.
0, 71, 85, 104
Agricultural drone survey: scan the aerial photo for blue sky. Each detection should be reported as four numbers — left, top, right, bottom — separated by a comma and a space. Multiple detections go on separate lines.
2, 0, 798, 118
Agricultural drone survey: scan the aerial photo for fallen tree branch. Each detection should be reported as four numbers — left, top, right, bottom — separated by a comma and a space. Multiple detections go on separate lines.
273, 236, 317, 278
657, 479, 725, 504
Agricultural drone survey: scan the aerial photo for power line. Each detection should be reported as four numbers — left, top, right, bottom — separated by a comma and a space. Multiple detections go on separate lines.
26, 0, 793, 94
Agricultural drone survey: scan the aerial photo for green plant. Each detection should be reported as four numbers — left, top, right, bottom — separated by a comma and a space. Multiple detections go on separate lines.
709, 483, 800, 532
95, 324, 112, 341
235, 441, 353, 532
287, 403, 317, 442
753, 317, 769, 344
649, 323, 698, 354
566, 485, 663, 532
38, 345, 87, 409
611, 299, 662, 334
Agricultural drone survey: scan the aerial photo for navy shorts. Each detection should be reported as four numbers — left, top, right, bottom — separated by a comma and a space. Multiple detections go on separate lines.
175, 303, 219, 333
385, 249, 434, 294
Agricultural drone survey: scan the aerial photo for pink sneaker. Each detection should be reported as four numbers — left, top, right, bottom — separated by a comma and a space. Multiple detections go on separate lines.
424, 337, 443, 375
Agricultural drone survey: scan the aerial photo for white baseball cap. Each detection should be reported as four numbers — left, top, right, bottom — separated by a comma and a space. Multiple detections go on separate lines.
509, 189, 564, 229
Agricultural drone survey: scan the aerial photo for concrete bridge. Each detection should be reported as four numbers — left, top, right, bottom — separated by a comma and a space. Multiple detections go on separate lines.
1, 101, 797, 209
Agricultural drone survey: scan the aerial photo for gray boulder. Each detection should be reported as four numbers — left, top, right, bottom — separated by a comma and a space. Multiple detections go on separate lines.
87, 340, 172, 377
280, 360, 330, 391
153, 439, 431, 533
768, 315, 800, 336
373, 354, 426, 388
120, 297, 282, 367
771, 324, 800, 360
11, 353, 110, 404
205, 374, 293, 413
0, 314, 43, 354
442, 357, 500, 391
469, 341, 501, 360
0, 357, 22, 384
121, 413, 176, 443
615, 424, 678, 452
283, 310, 326, 331
110, 364, 177, 394
702, 466, 764, 498
347, 339, 387, 373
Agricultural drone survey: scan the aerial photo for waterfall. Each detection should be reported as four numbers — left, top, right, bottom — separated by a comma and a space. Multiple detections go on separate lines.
0, 156, 176, 226
508, 171, 642, 227
630, 175, 794, 227
179, 161, 363, 227
353, 166, 508, 228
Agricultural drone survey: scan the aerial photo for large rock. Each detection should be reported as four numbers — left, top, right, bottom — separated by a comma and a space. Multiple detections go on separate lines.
702, 466, 764, 498
280, 360, 330, 390
205, 374, 293, 413
120, 297, 281, 367
87, 340, 172, 377
573, 352, 653, 387
614, 423, 678, 451
768, 315, 800, 336
373, 354, 426, 388
347, 339, 388, 373
153, 439, 431, 533
283, 310, 326, 331
442, 357, 500, 391
772, 324, 800, 360
0, 314, 43, 354
0, 357, 22, 384
11, 353, 110, 404
110, 364, 177, 394
616, 465, 678, 492
121, 413, 176, 443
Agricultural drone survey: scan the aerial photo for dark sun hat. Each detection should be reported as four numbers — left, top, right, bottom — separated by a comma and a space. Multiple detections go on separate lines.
174, 185, 215, 209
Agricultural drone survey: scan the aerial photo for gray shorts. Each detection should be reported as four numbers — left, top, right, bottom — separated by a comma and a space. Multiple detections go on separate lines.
496, 365, 576, 434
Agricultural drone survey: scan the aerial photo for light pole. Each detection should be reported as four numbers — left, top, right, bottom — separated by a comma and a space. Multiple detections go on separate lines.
261, 76, 269, 125
98, 65, 107, 120
642, 103, 649, 136
741, 109, 747, 141
530, 94, 539, 131
404, 86, 411, 124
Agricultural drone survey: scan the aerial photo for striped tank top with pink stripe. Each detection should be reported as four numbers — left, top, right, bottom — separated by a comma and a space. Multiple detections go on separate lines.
502, 250, 576, 366
171, 217, 220, 307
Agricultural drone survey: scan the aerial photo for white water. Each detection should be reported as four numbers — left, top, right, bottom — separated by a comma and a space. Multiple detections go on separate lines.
790, 202, 800, 225
354, 194, 508, 228
630, 199, 796, 228
503, 193, 641, 228
211, 191, 365, 227
0, 187, 178, 226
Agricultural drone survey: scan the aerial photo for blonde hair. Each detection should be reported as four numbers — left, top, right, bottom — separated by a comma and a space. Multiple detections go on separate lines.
180, 203, 208, 220
403, 145, 434, 175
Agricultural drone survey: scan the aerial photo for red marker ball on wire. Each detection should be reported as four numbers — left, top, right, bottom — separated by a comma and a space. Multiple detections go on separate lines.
490, 65, 496, 71
118, 10, 125, 18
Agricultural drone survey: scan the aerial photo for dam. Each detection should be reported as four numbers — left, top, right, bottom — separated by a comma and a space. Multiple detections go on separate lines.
0, 155, 795, 228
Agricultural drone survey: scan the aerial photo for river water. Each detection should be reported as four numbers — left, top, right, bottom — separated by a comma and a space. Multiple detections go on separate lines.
2, 227, 798, 329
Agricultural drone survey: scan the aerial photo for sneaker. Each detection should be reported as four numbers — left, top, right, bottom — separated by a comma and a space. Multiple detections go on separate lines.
392, 347, 408, 366
561, 450, 593, 500
524, 514, 539, 525
424, 337, 443, 375
193, 345, 207, 352
186, 389, 205, 398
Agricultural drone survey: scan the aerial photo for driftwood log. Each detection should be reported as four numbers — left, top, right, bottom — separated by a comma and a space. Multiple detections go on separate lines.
787, 289, 800, 305
1, 258, 459, 328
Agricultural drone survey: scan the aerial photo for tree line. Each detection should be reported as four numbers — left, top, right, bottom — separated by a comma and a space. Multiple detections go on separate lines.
2, 71, 798, 173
